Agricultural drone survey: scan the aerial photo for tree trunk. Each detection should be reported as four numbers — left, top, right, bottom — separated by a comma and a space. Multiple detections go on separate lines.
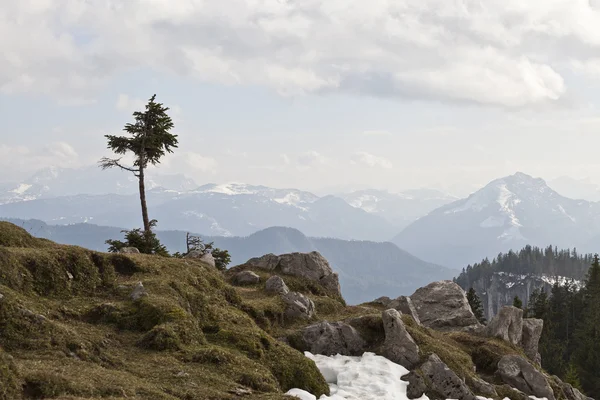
138, 164, 151, 233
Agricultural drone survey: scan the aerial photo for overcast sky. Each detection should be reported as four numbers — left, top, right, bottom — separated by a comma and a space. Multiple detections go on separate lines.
3, 0, 600, 194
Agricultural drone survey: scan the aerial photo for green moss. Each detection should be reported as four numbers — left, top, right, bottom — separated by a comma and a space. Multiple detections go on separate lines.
449, 332, 522, 376
0, 222, 52, 249
0, 349, 20, 400
138, 320, 206, 351
495, 384, 529, 400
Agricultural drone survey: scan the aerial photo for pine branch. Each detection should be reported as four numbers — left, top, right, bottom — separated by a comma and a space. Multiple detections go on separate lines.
98, 157, 138, 173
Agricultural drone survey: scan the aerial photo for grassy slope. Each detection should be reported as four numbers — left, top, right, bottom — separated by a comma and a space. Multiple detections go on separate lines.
0, 222, 328, 400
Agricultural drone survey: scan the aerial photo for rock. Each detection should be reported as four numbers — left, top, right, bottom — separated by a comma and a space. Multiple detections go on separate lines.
299, 321, 366, 356
389, 296, 421, 325
485, 306, 523, 345
401, 371, 427, 399
560, 380, 589, 400
185, 251, 216, 267
372, 296, 392, 306
233, 271, 260, 285
66, 271, 74, 280
200, 253, 216, 268
410, 280, 480, 331
420, 354, 476, 400
244, 252, 342, 298
130, 282, 147, 301
0, 293, 4, 301
119, 247, 140, 254
497, 355, 555, 400
522, 318, 543, 362
469, 376, 497, 398
381, 309, 420, 369
184, 249, 203, 258
265, 275, 289, 295
282, 292, 315, 320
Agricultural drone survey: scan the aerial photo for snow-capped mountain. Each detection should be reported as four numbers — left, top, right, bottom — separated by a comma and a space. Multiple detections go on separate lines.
393, 172, 600, 268
0, 181, 398, 241
341, 189, 456, 229
0, 166, 198, 204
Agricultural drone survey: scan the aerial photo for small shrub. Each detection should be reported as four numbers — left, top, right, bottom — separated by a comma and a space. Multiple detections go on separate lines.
0, 349, 20, 400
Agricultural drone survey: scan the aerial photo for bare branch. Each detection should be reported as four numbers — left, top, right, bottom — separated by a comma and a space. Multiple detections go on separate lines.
98, 157, 138, 173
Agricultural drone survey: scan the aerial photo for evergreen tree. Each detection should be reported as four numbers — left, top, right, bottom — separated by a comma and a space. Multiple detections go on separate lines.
467, 288, 486, 324
99, 94, 178, 234
513, 295, 523, 309
573, 254, 600, 397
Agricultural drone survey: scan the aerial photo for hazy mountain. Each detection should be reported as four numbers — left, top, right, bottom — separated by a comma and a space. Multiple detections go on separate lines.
3, 219, 454, 304
0, 183, 398, 241
341, 188, 456, 229
0, 166, 197, 204
393, 172, 600, 268
548, 176, 600, 202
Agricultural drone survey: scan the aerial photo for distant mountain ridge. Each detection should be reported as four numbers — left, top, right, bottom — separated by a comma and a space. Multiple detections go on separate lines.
3, 219, 454, 305
393, 172, 600, 268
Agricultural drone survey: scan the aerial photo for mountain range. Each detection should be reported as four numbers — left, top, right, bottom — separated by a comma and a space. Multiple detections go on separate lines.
0, 166, 456, 240
393, 172, 600, 268
3, 218, 454, 304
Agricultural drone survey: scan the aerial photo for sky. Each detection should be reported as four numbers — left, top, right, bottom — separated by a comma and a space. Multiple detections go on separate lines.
3, 0, 600, 195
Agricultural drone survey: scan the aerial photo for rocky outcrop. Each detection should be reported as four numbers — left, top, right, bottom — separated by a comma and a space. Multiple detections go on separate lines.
381, 309, 420, 369
233, 271, 260, 285
485, 306, 523, 345
388, 296, 421, 325
420, 354, 476, 400
119, 247, 140, 254
244, 252, 341, 297
130, 282, 147, 301
265, 275, 289, 295
411, 280, 480, 331
185, 251, 216, 268
469, 376, 497, 398
298, 321, 365, 356
522, 318, 543, 363
283, 292, 315, 320
497, 355, 555, 400
401, 371, 427, 399
558, 379, 591, 400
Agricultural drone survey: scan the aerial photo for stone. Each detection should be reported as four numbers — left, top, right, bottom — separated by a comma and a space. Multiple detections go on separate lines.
410, 280, 480, 331
389, 296, 421, 325
522, 318, 544, 362
485, 306, 524, 345
233, 271, 260, 285
0, 293, 4, 301
299, 321, 366, 356
130, 282, 147, 301
265, 275, 289, 295
420, 354, 476, 400
66, 271, 74, 280
401, 372, 427, 399
497, 355, 555, 400
244, 252, 342, 298
119, 247, 140, 254
560, 381, 589, 400
185, 251, 216, 267
372, 296, 392, 306
381, 309, 420, 369
469, 376, 497, 398
282, 291, 315, 320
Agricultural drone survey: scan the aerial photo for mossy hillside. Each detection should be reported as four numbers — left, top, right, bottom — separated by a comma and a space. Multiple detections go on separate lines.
0, 222, 329, 399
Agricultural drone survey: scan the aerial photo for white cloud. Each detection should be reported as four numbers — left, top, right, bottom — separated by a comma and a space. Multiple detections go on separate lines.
3, 0, 600, 106
351, 152, 393, 169
0, 142, 80, 181
160, 151, 217, 175
297, 151, 326, 167
115, 94, 146, 112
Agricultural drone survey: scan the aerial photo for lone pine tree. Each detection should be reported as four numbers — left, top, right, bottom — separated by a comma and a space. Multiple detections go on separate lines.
99, 94, 178, 235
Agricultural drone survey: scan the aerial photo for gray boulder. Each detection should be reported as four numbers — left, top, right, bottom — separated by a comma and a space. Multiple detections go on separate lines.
486, 306, 523, 345
469, 376, 497, 398
130, 282, 147, 301
559, 380, 590, 400
497, 355, 555, 400
411, 280, 480, 331
389, 296, 421, 325
372, 296, 392, 306
233, 271, 260, 285
401, 371, 427, 399
265, 275, 289, 295
420, 354, 476, 400
283, 291, 315, 320
522, 318, 544, 363
299, 321, 365, 356
244, 252, 342, 297
185, 251, 216, 268
119, 247, 140, 254
381, 309, 420, 369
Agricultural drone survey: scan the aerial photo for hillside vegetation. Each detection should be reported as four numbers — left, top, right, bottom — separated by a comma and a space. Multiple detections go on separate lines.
0, 222, 328, 400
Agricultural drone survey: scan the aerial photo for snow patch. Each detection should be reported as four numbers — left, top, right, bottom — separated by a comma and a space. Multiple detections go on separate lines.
10, 183, 32, 194
480, 216, 505, 228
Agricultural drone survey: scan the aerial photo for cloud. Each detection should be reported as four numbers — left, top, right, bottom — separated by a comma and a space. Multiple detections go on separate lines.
363, 130, 392, 136
3, 0, 600, 106
351, 152, 392, 169
0, 141, 80, 181
297, 151, 326, 167
160, 151, 217, 174
115, 94, 146, 112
